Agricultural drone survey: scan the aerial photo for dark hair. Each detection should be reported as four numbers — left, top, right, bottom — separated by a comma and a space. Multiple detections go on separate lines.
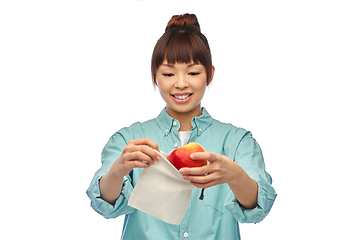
151, 13, 212, 86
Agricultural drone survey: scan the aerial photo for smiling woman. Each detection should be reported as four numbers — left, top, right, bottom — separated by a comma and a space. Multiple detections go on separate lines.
87, 13, 276, 240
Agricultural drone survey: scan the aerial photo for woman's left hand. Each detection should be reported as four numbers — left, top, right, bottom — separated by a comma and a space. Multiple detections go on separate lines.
179, 152, 243, 189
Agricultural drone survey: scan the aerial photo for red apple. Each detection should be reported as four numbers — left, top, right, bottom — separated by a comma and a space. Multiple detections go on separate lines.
167, 142, 207, 170
167, 142, 207, 200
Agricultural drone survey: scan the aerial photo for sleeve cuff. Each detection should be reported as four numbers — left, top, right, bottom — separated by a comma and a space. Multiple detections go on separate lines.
224, 172, 277, 223
86, 174, 135, 219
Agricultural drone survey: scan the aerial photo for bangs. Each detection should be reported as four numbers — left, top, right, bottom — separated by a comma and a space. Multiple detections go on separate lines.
151, 28, 212, 85
163, 31, 206, 65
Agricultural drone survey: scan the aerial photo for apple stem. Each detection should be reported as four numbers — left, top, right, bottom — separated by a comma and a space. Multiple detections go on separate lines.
199, 188, 205, 200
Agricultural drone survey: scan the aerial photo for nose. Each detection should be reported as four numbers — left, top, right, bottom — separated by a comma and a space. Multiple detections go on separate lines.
174, 74, 188, 89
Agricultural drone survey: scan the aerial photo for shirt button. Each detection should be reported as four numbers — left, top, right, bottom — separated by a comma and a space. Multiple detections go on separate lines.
174, 143, 178, 148
199, 128, 202, 132
173, 121, 177, 126
184, 232, 188, 238
165, 129, 169, 133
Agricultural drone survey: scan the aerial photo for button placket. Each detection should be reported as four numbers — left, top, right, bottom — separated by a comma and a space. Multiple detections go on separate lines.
171, 120, 180, 148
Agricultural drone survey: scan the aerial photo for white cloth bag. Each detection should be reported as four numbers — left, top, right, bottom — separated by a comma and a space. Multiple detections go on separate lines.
128, 151, 195, 225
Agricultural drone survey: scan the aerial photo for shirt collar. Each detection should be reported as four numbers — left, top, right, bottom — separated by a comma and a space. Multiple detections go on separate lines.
156, 107, 213, 136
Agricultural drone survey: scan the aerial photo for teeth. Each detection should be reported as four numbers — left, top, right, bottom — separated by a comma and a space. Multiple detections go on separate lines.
174, 94, 190, 100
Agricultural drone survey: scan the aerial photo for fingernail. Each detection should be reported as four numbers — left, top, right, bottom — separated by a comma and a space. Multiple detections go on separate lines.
190, 154, 195, 159
156, 156, 161, 161
179, 169, 185, 174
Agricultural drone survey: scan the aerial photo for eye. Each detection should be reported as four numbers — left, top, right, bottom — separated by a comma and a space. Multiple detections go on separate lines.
162, 73, 174, 77
189, 72, 200, 76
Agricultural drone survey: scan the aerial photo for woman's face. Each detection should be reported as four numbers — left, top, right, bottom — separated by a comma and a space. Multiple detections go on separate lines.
156, 61, 213, 118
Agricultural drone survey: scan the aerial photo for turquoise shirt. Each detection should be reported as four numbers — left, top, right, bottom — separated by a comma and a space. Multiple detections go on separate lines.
87, 108, 277, 240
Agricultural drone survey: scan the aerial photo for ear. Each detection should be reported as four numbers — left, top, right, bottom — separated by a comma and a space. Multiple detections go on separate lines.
207, 65, 215, 86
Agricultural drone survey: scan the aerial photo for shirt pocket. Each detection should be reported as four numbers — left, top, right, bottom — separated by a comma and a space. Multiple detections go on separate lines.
204, 184, 228, 214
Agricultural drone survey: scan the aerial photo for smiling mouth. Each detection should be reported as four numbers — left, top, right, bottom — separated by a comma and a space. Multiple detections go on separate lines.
172, 93, 193, 100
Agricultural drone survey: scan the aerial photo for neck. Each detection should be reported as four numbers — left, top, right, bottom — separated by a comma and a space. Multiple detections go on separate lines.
166, 105, 202, 131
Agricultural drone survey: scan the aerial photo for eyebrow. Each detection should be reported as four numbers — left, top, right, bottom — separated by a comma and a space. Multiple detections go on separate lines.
187, 63, 198, 67
162, 64, 175, 68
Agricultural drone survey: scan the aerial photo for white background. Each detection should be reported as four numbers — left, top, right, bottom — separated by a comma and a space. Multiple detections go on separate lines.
1, 0, 359, 239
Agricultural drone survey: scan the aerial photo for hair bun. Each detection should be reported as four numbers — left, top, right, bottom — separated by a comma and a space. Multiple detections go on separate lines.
165, 13, 201, 32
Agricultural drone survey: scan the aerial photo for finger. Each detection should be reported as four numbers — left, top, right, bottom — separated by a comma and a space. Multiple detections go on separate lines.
179, 166, 208, 176
128, 144, 160, 163
138, 144, 161, 162
127, 160, 151, 169
124, 151, 156, 165
190, 152, 219, 162
130, 138, 159, 151
184, 174, 218, 188
131, 138, 160, 162
184, 174, 211, 183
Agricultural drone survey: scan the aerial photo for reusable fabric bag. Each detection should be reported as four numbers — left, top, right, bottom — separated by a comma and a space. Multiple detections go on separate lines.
128, 151, 195, 225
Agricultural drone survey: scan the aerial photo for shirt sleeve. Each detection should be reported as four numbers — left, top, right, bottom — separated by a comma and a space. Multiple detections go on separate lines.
86, 132, 135, 219
224, 132, 277, 223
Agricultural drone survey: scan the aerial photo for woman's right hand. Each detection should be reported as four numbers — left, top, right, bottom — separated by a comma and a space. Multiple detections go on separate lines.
99, 138, 160, 204
109, 138, 160, 178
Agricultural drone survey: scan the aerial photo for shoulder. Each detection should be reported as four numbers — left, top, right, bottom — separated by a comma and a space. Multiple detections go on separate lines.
211, 118, 252, 141
113, 117, 158, 140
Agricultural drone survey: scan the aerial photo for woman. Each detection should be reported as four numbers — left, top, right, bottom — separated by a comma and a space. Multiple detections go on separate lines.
87, 13, 276, 240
